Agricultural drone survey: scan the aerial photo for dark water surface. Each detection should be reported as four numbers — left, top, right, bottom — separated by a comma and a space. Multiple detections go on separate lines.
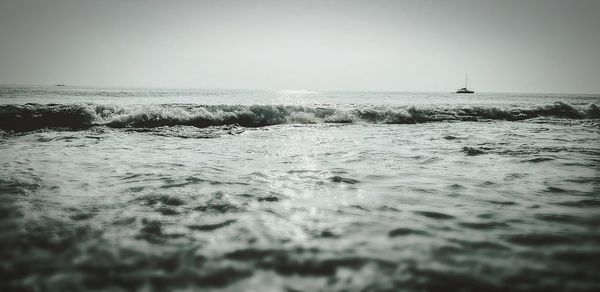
1, 87, 599, 291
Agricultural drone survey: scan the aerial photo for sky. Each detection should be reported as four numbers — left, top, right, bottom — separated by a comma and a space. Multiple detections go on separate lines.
0, 0, 599, 93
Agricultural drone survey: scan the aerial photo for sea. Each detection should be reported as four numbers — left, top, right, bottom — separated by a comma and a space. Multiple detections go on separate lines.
1, 86, 599, 291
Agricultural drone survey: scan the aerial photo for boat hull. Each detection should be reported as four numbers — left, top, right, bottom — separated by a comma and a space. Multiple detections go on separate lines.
455, 90, 474, 94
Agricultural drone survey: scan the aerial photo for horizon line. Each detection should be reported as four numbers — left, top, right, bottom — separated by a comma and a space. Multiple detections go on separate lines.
0, 83, 599, 96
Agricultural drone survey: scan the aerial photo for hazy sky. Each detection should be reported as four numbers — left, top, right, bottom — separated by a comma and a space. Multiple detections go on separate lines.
1, 0, 599, 93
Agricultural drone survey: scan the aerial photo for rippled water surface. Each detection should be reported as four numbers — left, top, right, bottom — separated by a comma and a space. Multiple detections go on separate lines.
1, 87, 599, 291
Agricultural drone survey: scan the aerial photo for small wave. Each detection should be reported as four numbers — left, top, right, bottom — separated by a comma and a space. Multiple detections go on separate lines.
462, 146, 486, 156
486, 200, 518, 206
449, 239, 511, 251
533, 214, 595, 226
504, 233, 576, 246
523, 157, 554, 163
388, 228, 429, 237
67, 208, 96, 221
257, 196, 280, 202
136, 219, 184, 243
330, 176, 360, 184
136, 194, 186, 206
443, 135, 459, 140
554, 199, 600, 208
194, 203, 245, 213
187, 219, 237, 231
546, 186, 568, 193
1, 101, 598, 132
414, 211, 455, 220
458, 221, 509, 230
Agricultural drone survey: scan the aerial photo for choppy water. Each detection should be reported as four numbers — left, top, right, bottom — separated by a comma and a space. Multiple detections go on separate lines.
1, 86, 599, 291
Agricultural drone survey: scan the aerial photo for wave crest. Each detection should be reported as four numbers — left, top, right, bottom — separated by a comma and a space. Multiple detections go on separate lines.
0, 102, 598, 132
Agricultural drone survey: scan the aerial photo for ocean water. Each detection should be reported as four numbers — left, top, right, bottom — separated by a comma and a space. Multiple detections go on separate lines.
1, 86, 599, 291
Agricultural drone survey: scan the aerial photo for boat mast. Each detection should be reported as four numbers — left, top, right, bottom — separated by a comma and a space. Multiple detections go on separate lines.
465, 73, 468, 89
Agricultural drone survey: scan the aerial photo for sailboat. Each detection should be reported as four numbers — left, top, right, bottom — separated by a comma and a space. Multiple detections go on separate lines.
456, 73, 474, 94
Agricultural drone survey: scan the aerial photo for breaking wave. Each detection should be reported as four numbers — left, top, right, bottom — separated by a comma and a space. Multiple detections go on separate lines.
1, 102, 598, 132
